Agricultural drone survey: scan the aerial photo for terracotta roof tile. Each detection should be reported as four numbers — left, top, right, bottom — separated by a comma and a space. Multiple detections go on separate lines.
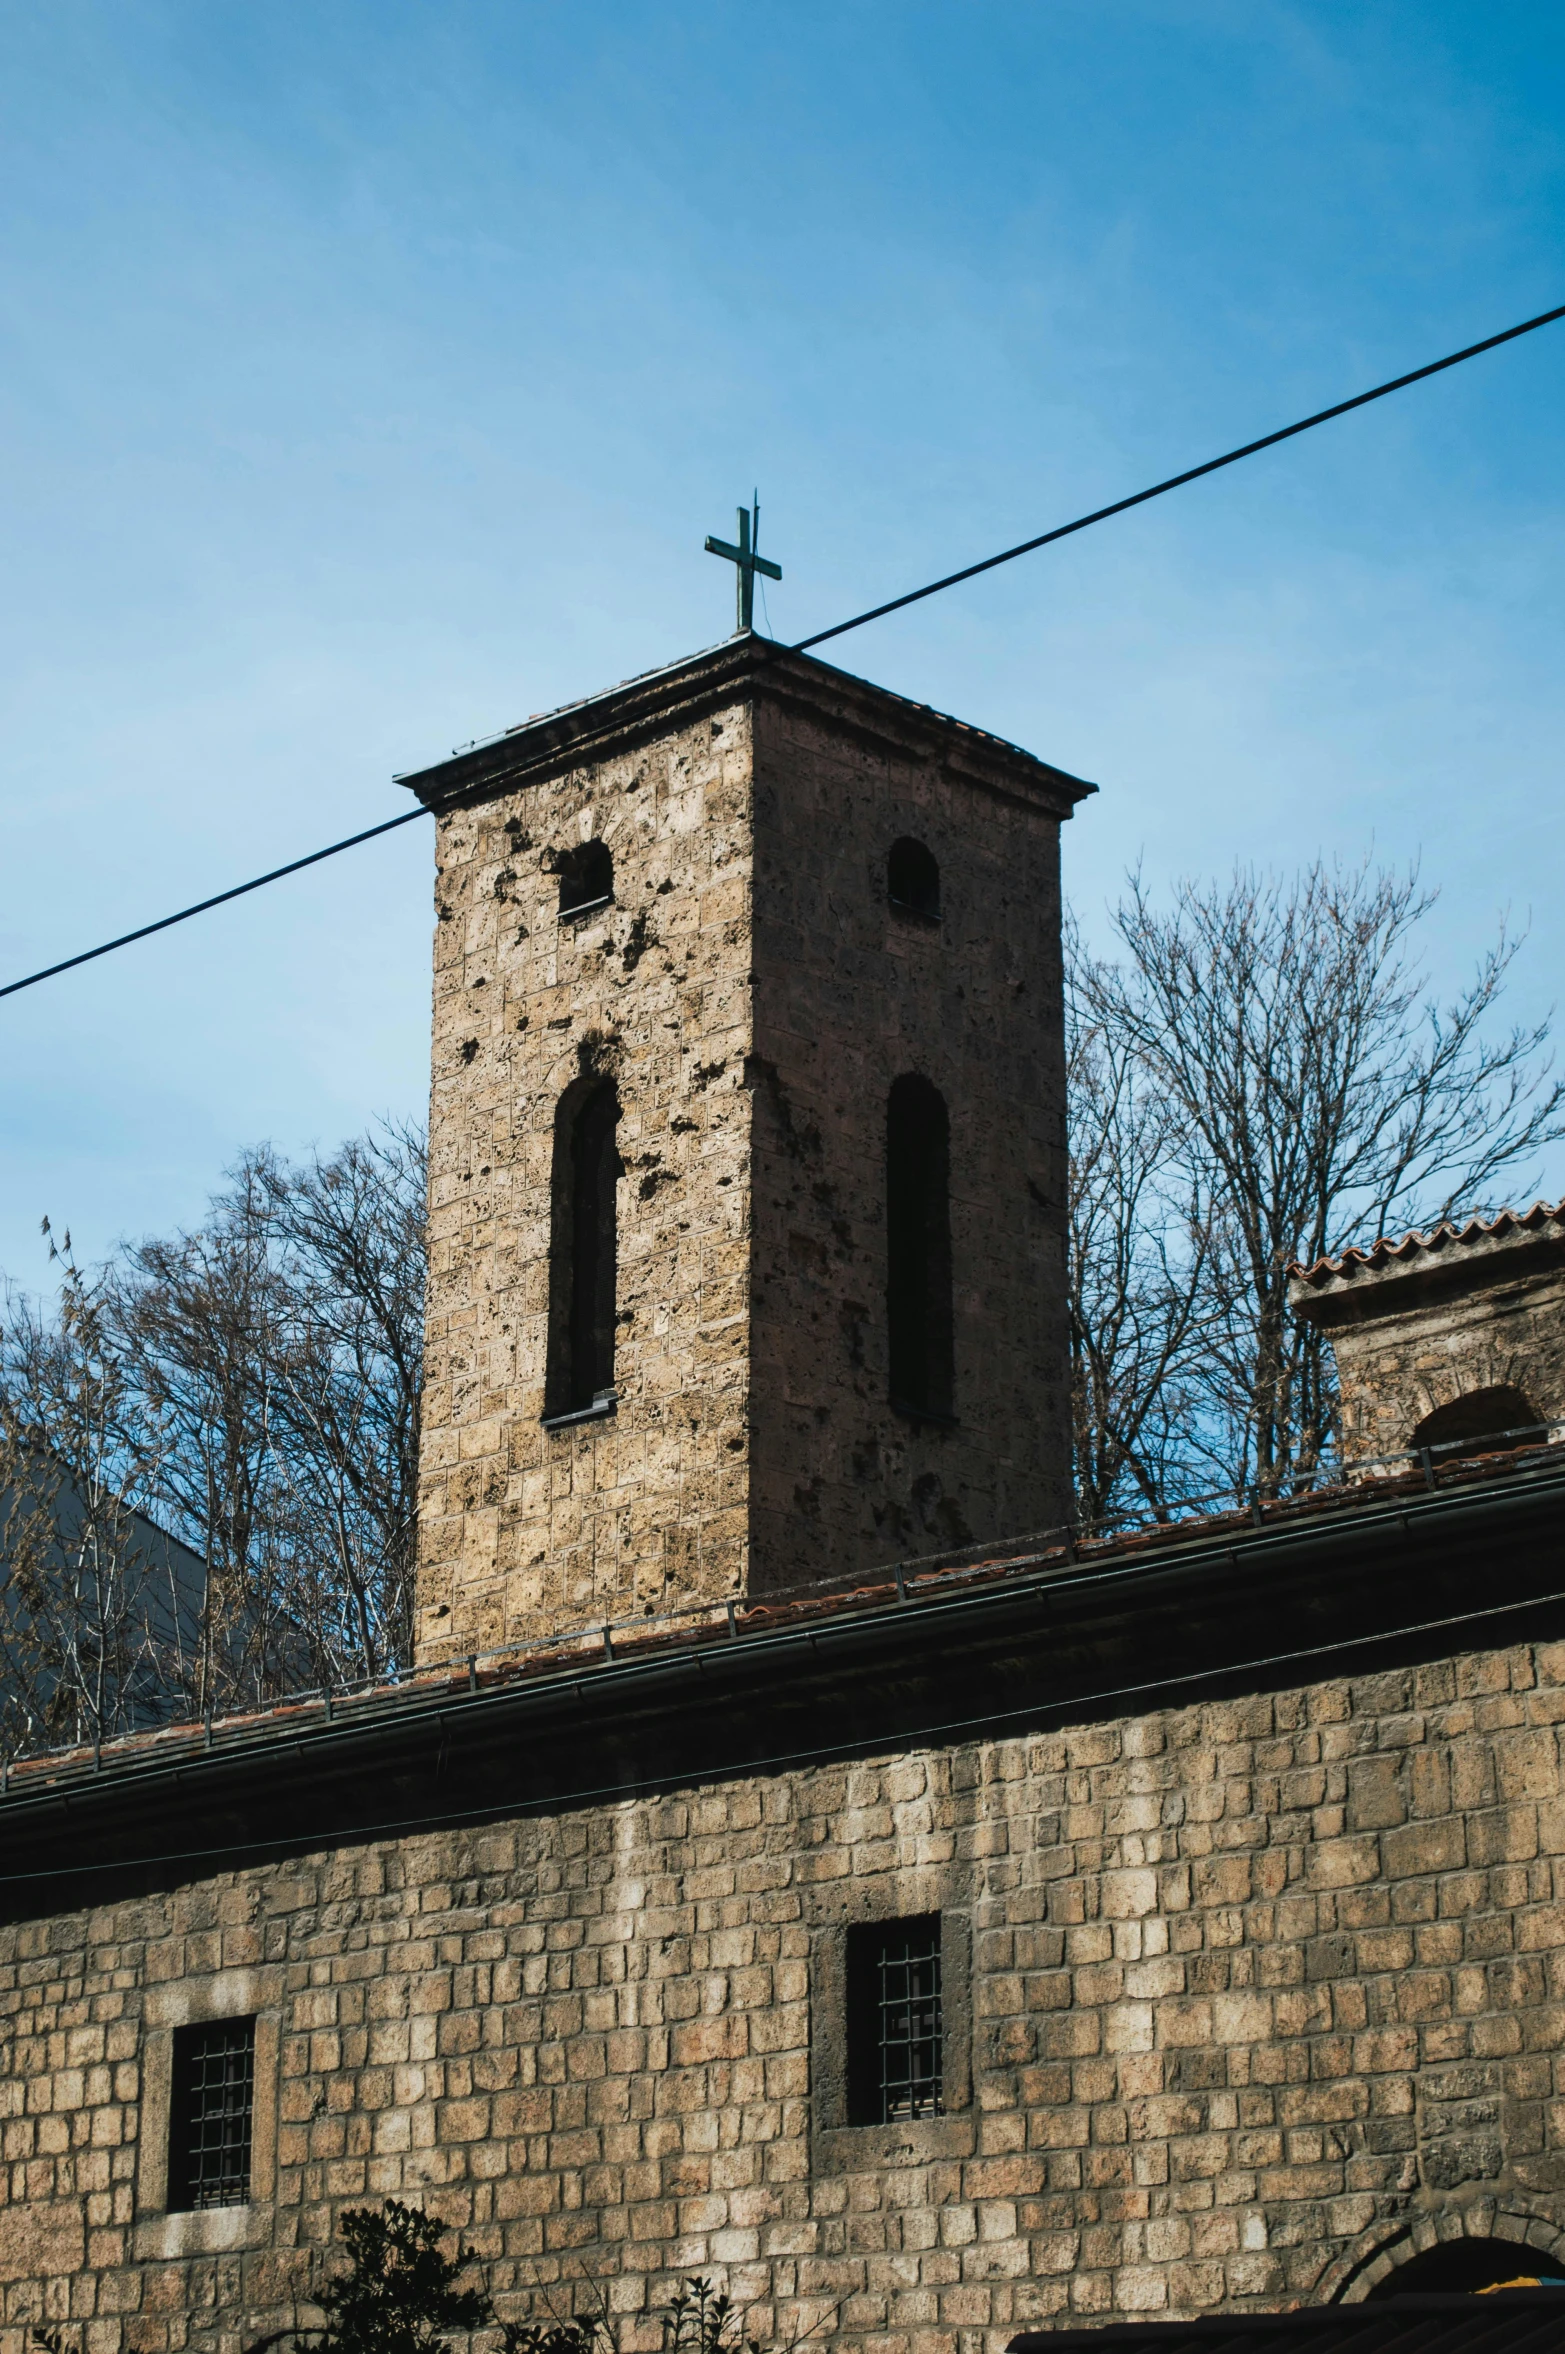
1289, 1197, 1565, 1289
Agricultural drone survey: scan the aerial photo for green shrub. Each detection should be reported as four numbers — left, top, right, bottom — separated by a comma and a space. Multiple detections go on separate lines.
315, 2202, 494, 2354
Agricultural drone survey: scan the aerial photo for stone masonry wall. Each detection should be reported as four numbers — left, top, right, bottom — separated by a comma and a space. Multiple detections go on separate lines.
417, 698, 758, 1660
1324, 1261, 1565, 1464
746, 693, 1070, 1590
8, 1640, 1565, 2351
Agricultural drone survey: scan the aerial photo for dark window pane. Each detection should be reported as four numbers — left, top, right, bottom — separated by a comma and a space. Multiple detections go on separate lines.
559, 840, 614, 917
569, 1084, 619, 1404
168, 2018, 255, 2211
847, 1915, 943, 2125
886, 1076, 954, 1418
888, 838, 940, 919
1411, 1384, 1542, 1462
547, 1080, 621, 1416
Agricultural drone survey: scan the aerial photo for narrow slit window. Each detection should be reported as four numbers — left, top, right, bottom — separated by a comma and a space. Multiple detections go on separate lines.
888, 837, 940, 920
546, 1079, 620, 1418
558, 840, 614, 919
167, 2017, 255, 2211
886, 1074, 954, 1418
847, 1916, 943, 2125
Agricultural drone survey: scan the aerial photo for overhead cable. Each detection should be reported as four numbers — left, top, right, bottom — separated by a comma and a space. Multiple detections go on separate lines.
3, 297, 1563, 1005
0, 810, 426, 1001
791, 297, 1565, 650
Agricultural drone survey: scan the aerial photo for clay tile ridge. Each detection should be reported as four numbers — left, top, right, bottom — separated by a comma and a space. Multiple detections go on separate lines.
1289, 1196, 1565, 1289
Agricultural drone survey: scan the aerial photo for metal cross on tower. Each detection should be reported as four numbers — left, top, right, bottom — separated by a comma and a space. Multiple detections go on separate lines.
704, 496, 782, 634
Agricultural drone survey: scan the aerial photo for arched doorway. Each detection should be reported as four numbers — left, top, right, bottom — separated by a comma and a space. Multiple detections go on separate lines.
1411, 1384, 1542, 1463
1364, 2239, 1565, 2297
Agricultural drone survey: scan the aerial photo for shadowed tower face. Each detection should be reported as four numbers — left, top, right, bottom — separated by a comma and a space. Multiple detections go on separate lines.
404, 636, 1094, 1662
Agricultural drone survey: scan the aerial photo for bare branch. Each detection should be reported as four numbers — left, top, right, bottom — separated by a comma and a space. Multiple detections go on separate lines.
1077, 859, 1565, 1505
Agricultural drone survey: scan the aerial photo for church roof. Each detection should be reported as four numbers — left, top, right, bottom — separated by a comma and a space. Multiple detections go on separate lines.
5, 1429, 1564, 1855
1288, 1197, 1565, 1299
394, 630, 1098, 815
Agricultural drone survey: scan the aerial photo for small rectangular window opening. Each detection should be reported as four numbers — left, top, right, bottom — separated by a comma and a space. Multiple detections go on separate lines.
847, 1915, 943, 2125
168, 2017, 256, 2211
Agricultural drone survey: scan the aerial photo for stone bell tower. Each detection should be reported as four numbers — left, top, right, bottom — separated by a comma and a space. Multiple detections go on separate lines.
403, 634, 1094, 1661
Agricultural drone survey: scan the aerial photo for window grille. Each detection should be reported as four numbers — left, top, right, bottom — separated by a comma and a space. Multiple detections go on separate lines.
168, 2017, 255, 2211
847, 1915, 943, 2124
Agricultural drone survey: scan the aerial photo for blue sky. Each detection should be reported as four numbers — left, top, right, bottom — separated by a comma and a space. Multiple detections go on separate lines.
2, 1, 1564, 1284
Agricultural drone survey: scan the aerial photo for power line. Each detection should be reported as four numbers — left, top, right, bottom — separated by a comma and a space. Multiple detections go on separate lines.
3, 297, 1563, 1006
0, 809, 426, 1002
791, 297, 1565, 652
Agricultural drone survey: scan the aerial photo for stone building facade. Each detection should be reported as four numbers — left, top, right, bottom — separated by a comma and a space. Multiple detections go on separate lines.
1289, 1203, 1565, 1469
5, 1421, 1565, 2349
4, 638, 1565, 2354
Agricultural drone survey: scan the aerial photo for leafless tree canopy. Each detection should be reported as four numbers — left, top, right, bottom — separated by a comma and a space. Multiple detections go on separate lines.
1066, 917, 1210, 1530
1069, 861, 1565, 1523
0, 1232, 190, 1756
0, 1122, 425, 1754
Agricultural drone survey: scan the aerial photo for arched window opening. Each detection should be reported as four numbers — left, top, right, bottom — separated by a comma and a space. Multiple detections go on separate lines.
888, 837, 941, 921
1363, 2238, 1565, 2299
558, 839, 614, 920
545, 1080, 620, 1420
886, 1074, 954, 1419
1411, 1383, 1542, 1463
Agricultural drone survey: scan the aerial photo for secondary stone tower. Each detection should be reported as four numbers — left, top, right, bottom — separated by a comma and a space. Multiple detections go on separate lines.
403, 634, 1093, 1660
1290, 1196, 1565, 1467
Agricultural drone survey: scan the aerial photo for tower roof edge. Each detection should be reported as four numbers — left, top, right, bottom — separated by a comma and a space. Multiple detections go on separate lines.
394, 632, 1098, 817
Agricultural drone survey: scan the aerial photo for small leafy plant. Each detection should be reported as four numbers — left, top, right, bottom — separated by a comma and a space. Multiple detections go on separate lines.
315, 2202, 494, 2354
658, 2281, 762, 2354
232, 2203, 823, 2354
500, 2321, 614, 2354
237, 2201, 493, 2354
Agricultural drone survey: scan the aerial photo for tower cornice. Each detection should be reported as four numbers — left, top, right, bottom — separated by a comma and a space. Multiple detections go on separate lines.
396, 634, 1096, 821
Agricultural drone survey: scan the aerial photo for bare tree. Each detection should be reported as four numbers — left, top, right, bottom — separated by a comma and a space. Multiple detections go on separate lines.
256, 1121, 425, 1683
1090, 860, 1565, 1501
1066, 922, 1213, 1529
105, 1121, 427, 1701
0, 1227, 193, 1754
108, 1162, 288, 1709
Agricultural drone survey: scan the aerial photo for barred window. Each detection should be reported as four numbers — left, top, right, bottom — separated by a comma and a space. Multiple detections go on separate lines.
168, 2017, 255, 2211
846, 1915, 943, 2124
